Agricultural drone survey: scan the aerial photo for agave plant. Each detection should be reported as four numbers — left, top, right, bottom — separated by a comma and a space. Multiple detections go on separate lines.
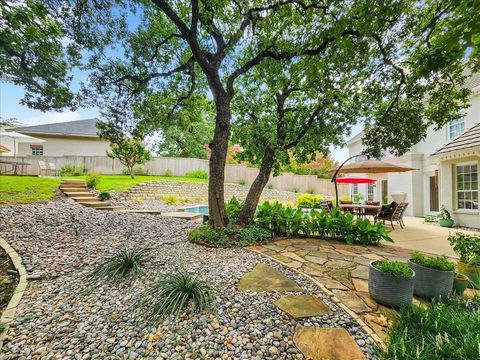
140, 268, 217, 322
88, 247, 148, 284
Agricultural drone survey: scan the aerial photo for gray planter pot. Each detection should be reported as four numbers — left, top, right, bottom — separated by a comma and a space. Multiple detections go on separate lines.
408, 260, 454, 298
368, 261, 415, 308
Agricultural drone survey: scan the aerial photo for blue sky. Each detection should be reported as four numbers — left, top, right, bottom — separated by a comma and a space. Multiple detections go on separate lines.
0, 80, 357, 163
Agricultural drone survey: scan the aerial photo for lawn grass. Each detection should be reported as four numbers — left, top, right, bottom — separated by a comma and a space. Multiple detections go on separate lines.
0, 176, 61, 204
69, 175, 208, 192
383, 296, 480, 360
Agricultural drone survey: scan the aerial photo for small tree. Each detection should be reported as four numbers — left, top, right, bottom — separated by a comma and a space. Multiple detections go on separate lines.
107, 138, 150, 179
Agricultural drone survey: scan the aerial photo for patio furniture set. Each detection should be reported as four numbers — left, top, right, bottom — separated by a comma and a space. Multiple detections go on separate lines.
37, 160, 60, 176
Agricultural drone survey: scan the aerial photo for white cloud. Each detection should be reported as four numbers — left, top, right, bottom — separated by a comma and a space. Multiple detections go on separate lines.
20, 111, 83, 126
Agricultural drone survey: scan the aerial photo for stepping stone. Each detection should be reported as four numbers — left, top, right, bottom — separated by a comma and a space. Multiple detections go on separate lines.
362, 253, 384, 260
324, 259, 355, 269
238, 264, 301, 292
332, 290, 372, 313
274, 294, 332, 320
272, 254, 295, 263
313, 276, 348, 290
281, 252, 306, 263
293, 326, 366, 360
352, 278, 368, 292
305, 255, 327, 265
287, 261, 303, 269
351, 265, 369, 280
329, 269, 351, 284
261, 244, 285, 252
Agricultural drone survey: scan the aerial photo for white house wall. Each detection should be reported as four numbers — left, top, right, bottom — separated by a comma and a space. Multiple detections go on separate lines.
16, 136, 111, 157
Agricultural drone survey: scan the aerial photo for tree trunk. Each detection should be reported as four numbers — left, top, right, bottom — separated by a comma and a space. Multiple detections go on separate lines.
208, 98, 231, 229
236, 148, 276, 226
128, 164, 135, 179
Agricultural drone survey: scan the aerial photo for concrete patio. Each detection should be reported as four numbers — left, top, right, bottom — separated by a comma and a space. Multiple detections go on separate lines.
387, 216, 479, 258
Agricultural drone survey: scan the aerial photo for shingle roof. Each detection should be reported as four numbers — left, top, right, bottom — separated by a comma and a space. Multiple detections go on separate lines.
14, 118, 100, 137
465, 72, 480, 90
432, 122, 480, 156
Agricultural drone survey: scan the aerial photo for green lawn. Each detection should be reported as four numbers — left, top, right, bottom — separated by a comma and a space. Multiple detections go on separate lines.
0, 175, 207, 204
71, 175, 208, 192
0, 176, 61, 204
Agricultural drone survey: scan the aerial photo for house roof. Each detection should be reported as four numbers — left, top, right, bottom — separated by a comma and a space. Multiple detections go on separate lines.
432, 122, 480, 157
465, 72, 480, 90
346, 131, 364, 146
14, 118, 100, 137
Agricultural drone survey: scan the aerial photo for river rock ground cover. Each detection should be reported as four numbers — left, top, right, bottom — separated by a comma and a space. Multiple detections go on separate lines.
0, 199, 377, 359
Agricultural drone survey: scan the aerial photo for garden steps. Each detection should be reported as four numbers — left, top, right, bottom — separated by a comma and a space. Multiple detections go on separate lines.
59, 180, 124, 212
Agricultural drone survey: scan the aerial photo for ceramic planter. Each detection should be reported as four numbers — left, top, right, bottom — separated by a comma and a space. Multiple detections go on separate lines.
408, 260, 454, 298
438, 219, 454, 228
368, 261, 415, 308
457, 261, 480, 289
453, 273, 469, 295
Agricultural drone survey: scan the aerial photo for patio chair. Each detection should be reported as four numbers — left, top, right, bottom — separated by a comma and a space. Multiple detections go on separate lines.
38, 160, 49, 176
339, 199, 357, 214
320, 200, 334, 212
363, 200, 381, 218
375, 202, 408, 229
48, 162, 60, 176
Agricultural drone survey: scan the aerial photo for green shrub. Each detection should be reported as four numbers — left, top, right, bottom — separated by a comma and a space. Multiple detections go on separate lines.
162, 169, 173, 177
238, 178, 247, 186
122, 165, 149, 176
185, 170, 209, 179
60, 163, 85, 176
267, 183, 274, 189
296, 193, 324, 208
410, 251, 455, 271
255, 202, 392, 245
373, 260, 413, 278
424, 215, 437, 223
189, 224, 272, 247
85, 172, 101, 189
99, 191, 111, 201
384, 296, 480, 360
353, 193, 364, 203
0, 322, 6, 333
140, 268, 216, 322
448, 232, 480, 265
157, 194, 179, 204
292, 186, 300, 193
225, 196, 243, 222
132, 197, 144, 204
88, 247, 147, 284
438, 205, 452, 220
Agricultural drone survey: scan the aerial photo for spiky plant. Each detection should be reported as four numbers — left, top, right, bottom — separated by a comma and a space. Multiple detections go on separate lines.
140, 268, 217, 322
88, 248, 147, 284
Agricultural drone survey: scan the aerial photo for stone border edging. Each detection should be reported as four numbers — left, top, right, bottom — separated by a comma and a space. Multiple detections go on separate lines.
250, 248, 386, 350
0, 237, 28, 351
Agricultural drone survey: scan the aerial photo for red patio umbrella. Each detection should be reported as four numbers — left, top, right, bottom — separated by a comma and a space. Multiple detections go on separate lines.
336, 177, 376, 184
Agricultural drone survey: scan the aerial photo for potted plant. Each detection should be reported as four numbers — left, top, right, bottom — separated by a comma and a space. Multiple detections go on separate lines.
369, 260, 415, 308
453, 272, 469, 295
408, 252, 455, 298
438, 205, 454, 228
448, 232, 480, 289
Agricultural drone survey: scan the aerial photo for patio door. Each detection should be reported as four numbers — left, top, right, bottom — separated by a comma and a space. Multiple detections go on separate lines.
429, 175, 439, 212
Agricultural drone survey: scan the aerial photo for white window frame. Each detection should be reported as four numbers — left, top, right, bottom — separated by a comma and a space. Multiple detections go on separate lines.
455, 162, 478, 211
31, 145, 43, 156
367, 183, 375, 201
448, 119, 465, 140
351, 184, 359, 199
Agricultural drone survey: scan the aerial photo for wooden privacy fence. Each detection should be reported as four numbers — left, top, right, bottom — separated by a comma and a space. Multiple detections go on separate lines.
0, 155, 348, 197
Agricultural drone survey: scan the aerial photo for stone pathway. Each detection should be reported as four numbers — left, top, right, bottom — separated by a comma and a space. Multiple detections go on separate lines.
238, 263, 367, 359
251, 238, 420, 342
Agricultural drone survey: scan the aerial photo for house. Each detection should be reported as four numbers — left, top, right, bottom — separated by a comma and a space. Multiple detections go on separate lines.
2, 118, 111, 157
346, 73, 480, 228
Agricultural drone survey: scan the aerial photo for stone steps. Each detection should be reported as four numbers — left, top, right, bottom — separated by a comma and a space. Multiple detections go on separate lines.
59, 180, 124, 212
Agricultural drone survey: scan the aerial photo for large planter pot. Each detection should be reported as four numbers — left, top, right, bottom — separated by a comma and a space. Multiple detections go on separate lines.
453, 273, 469, 295
408, 260, 454, 298
438, 219, 454, 228
368, 261, 415, 308
457, 261, 480, 289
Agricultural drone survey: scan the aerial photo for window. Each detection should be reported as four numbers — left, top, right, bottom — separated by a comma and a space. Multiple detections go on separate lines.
449, 119, 465, 140
456, 164, 478, 210
351, 184, 359, 198
367, 183, 375, 201
30, 145, 43, 156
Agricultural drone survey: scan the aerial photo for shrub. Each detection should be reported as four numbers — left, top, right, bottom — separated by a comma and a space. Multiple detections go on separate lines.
292, 187, 300, 193
339, 194, 351, 202
424, 215, 437, 223
0, 322, 5, 333
122, 165, 149, 176
238, 178, 247, 186
59, 163, 85, 176
296, 193, 324, 208
157, 194, 179, 204
162, 169, 173, 177
193, 195, 204, 202
384, 296, 480, 360
225, 196, 243, 222
88, 247, 147, 284
373, 260, 413, 278
185, 170, 209, 179
267, 183, 274, 189
410, 252, 455, 271
132, 197, 144, 204
448, 232, 480, 265
438, 205, 452, 220
99, 191, 111, 201
85, 172, 101, 189
140, 268, 216, 322
353, 193, 364, 203
189, 225, 272, 247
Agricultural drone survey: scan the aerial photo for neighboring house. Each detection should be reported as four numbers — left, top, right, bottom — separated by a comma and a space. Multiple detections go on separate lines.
5, 118, 111, 157
346, 73, 480, 228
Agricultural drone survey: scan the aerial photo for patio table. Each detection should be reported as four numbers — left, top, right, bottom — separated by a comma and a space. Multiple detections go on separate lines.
338, 204, 382, 217
0, 161, 31, 175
